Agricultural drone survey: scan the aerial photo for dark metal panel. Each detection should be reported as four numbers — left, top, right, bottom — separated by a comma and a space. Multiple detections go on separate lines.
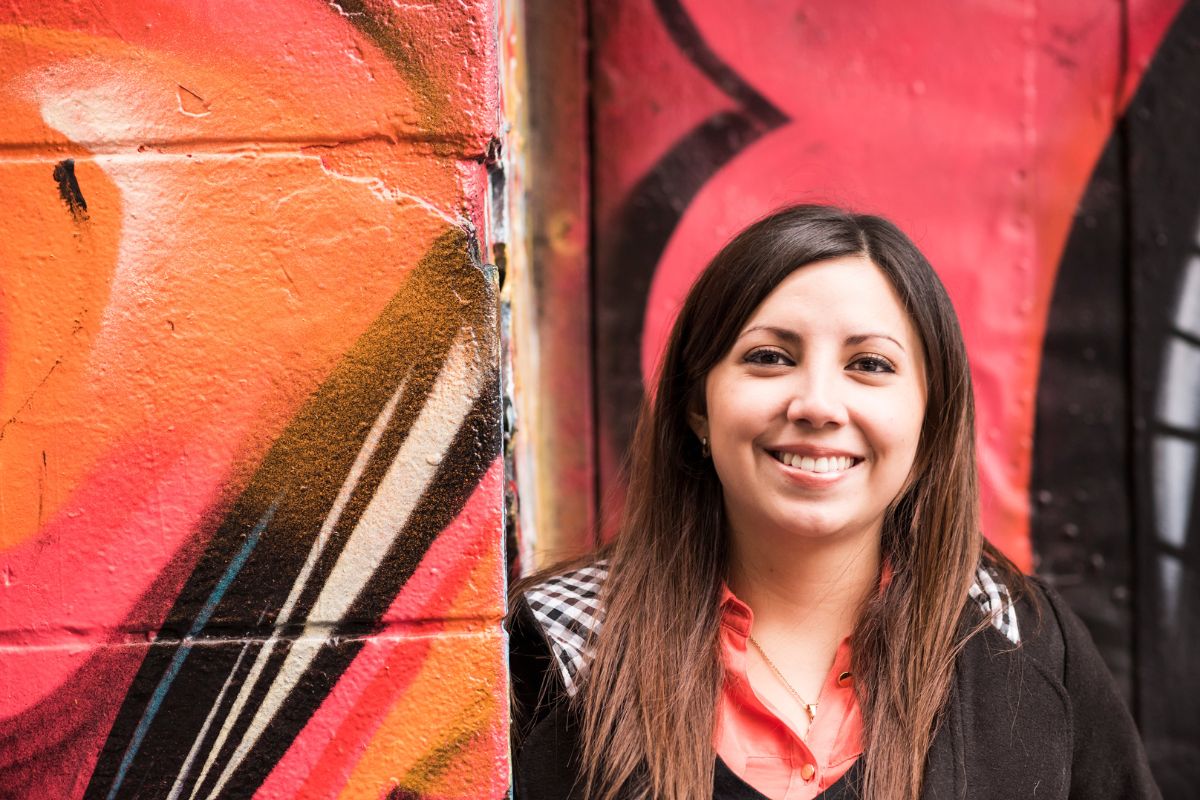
589, 0, 785, 534
1031, 132, 1135, 703
1126, 2, 1200, 792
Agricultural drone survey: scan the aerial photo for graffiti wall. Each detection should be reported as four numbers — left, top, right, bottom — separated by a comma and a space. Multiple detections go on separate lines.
586, 0, 1196, 794
0, 2, 508, 798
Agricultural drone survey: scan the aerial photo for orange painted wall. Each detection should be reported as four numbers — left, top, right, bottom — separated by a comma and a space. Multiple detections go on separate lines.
0, 2, 508, 798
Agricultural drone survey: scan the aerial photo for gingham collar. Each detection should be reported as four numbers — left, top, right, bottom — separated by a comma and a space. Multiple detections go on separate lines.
523, 562, 608, 697
524, 560, 1019, 698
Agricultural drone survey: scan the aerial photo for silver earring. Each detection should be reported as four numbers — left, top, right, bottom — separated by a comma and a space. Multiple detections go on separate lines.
701, 436, 711, 458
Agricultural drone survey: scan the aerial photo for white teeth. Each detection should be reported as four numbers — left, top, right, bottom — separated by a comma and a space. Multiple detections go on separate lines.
774, 452, 855, 473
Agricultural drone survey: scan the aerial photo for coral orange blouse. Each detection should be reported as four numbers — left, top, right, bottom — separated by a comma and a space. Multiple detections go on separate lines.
715, 586, 863, 799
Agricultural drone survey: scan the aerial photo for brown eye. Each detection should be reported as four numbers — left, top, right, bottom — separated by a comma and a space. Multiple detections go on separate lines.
850, 355, 895, 374
744, 348, 793, 366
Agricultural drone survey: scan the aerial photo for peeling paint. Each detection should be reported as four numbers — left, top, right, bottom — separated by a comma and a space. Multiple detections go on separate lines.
175, 85, 210, 118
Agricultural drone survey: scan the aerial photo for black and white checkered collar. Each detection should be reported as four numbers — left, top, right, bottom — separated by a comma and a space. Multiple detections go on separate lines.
524, 560, 1019, 697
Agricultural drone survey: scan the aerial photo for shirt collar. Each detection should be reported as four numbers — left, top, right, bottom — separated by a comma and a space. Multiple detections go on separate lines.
719, 583, 754, 638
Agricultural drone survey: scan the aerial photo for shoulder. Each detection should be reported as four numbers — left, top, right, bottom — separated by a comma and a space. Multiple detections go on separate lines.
928, 572, 1071, 797
513, 560, 609, 696
1020, 579, 1160, 797
1002, 574, 1098, 679
942, 572, 1160, 799
957, 565, 1128, 703
507, 560, 609, 738
958, 567, 1066, 698
507, 562, 610, 800
968, 562, 1111, 669
512, 559, 1024, 687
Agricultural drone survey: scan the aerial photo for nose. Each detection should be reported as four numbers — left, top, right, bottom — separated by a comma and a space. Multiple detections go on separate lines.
785, 368, 848, 429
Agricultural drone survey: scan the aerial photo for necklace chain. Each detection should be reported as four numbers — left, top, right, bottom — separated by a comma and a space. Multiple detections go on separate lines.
747, 633, 819, 723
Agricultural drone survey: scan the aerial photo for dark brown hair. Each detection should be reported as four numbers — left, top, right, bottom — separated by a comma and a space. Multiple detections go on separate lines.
521, 204, 1023, 800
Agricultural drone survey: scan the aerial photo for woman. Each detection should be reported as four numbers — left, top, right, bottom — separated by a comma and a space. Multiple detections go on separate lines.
508, 205, 1158, 800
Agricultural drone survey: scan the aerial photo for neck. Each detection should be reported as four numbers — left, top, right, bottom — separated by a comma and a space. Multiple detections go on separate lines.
727, 524, 882, 643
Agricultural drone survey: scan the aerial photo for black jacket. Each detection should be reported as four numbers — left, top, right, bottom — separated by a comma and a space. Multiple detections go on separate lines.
508, 568, 1160, 800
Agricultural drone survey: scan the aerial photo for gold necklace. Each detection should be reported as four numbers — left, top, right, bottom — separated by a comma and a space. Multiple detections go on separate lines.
747, 633, 819, 723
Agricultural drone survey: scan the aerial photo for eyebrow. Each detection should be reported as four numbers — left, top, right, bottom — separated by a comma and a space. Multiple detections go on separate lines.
739, 325, 907, 353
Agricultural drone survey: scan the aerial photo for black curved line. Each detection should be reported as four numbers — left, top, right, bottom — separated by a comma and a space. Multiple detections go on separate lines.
652, 0, 786, 126
595, 1, 790, 470
595, 111, 780, 468
1029, 129, 1133, 673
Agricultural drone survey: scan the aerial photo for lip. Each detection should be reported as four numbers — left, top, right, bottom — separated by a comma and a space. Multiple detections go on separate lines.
769, 444, 863, 459
764, 446, 863, 487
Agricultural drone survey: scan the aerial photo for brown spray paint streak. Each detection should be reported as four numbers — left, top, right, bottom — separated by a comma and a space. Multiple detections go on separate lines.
0, 2, 506, 798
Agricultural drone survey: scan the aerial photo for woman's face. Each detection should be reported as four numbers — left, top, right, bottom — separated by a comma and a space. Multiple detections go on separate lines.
692, 255, 927, 548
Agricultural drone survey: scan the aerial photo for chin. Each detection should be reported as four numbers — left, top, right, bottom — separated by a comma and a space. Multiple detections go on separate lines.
773, 512, 852, 541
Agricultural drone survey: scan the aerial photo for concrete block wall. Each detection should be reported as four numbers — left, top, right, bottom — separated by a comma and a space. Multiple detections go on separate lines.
0, 2, 508, 797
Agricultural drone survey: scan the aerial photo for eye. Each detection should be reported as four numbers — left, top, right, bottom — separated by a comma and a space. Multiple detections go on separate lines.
848, 354, 896, 374
743, 347, 794, 367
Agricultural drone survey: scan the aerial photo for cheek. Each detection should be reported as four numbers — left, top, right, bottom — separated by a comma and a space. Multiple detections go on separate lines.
865, 401, 924, 466
707, 388, 772, 444
880, 385, 925, 435
886, 410, 925, 480
706, 407, 770, 488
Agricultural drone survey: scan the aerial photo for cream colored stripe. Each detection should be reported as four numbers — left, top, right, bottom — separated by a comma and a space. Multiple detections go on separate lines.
202, 330, 482, 799
179, 373, 410, 800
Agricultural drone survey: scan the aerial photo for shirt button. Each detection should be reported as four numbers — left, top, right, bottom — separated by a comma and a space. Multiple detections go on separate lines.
800, 763, 817, 782
837, 670, 853, 687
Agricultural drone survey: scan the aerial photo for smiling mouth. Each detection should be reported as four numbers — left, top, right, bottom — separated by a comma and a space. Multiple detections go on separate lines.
769, 451, 861, 474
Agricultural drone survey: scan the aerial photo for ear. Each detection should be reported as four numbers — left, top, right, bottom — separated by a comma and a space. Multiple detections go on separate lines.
687, 410, 709, 441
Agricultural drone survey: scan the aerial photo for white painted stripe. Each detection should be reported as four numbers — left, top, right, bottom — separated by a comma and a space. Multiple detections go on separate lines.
1176, 257, 1200, 337
182, 373, 410, 800
1154, 436, 1197, 550
1157, 337, 1200, 431
202, 330, 483, 799
1160, 556, 1183, 629
166, 641, 254, 800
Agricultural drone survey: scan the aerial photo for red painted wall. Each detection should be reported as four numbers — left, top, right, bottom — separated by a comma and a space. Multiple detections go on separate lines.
592, 0, 1180, 568
585, 0, 1200, 791
0, 2, 508, 798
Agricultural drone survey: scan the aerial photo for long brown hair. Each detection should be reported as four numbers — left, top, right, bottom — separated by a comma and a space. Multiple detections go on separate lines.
523, 205, 1024, 800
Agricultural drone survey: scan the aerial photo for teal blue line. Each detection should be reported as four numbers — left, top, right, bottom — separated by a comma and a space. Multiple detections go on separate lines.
105, 497, 280, 800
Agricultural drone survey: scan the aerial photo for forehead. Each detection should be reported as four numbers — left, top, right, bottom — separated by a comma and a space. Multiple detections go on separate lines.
741, 255, 917, 341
